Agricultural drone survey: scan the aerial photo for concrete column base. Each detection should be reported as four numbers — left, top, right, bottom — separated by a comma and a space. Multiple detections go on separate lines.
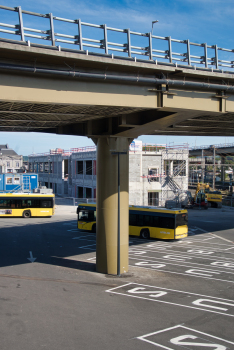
96, 137, 129, 275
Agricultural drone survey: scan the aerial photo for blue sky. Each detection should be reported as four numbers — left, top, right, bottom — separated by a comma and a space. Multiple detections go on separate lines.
0, 0, 234, 155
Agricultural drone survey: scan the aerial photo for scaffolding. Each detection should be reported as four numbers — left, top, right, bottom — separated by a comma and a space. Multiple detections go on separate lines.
160, 147, 189, 207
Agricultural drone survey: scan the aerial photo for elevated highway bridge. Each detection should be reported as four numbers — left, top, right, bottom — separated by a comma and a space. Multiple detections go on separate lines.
0, 5, 234, 275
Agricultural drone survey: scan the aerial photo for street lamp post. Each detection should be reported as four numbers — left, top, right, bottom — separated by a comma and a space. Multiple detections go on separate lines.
48, 157, 50, 189
152, 20, 159, 35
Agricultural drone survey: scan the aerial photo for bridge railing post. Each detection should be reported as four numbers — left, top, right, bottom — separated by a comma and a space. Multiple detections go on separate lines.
203, 43, 208, 68
167, 36, 172, 63
186, 39, 191, 66
126, 28, 131, 58
103, 24, 108, 55
148, 32, 153, 60
48, 13, 55, 46
17, 6, 25, 42
77, 19, 83, 51
214, 44, 219, 70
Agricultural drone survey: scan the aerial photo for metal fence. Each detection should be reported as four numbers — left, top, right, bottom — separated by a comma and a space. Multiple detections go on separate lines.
0, 5, 233, 73
55, 197, 96, 206
222, 196, 234, 208
189, 142, 234, 151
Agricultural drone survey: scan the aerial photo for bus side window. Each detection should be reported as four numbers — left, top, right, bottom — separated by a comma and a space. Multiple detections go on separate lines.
129, 214, 137, 226
22, 200, 27, 207
159, 217, 174, 229
15, 200, 22, 208
143, 215, 151, 226
94, 211, 96, 220
152, 216, 159, 227
33, 200, 41, 208
137, 215, 144, 226
41, 201, 52, 208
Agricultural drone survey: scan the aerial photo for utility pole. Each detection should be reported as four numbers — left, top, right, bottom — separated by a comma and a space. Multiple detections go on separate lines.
212, 146, 216, 189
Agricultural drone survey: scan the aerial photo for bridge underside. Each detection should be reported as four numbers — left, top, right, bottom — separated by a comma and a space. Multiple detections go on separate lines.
0, 101, 234, 137
1, 42, 234, 275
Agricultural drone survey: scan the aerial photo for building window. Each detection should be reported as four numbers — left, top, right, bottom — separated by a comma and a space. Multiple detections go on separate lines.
85, 187, 92, 198
86, 160, 92, 175
7, 162, 10, 167
77, 161, 83, 174
148, 192, 159, 206
77, 187, 83, 198
16, 162, 19, 167
148, 168, 159, 182
6, 177, 12, 184
50, 162, 53, 173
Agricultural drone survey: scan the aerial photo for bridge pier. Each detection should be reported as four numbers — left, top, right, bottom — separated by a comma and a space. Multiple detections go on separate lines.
95, 137, 129, 275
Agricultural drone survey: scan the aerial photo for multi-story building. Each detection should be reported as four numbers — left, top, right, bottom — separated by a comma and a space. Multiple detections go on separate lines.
28, 143, 189, 207
0, 144, 23, 173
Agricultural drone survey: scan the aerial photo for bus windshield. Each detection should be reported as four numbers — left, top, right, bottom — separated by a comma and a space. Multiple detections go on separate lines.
78, 209, 96, 222
176, 212, 188, 227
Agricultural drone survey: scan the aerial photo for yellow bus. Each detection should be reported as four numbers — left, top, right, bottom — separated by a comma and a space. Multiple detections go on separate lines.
77, 204, 188, 240
0, 193, 55, 218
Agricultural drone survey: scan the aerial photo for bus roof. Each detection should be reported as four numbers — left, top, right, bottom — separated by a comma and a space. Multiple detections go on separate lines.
0, 193, 54, 197
78, 203, 187, 214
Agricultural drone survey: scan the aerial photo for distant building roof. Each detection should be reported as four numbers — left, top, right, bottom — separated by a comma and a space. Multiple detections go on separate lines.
0, 149, 18, 156
0, 144, 9, 150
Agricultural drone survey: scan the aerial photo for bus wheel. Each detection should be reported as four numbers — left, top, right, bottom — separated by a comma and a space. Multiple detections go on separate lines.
140, 229, 150, 239
23, 210, 31, 218
92, 224, 96, 233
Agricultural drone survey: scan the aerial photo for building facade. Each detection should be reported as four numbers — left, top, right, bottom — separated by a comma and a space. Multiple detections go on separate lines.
28, 144, 188, 206
0, 144, 23, 173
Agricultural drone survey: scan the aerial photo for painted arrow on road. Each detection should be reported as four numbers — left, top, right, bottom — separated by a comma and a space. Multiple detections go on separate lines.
27, 251, 37, 263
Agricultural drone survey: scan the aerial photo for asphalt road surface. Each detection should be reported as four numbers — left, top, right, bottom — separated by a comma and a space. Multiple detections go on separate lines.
0, 205, 234, 350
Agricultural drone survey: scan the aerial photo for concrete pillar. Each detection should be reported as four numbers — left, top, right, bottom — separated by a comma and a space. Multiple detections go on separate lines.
221, 156, 225, 183
96, 137, 129, 275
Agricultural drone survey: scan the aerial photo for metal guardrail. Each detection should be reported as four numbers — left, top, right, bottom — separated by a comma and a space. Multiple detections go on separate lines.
55, 197, 96, 206
189, 142, 234, 151
0, 5, 233, 73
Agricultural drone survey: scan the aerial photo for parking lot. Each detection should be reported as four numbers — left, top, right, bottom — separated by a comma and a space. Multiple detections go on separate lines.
0, 206, 234, 349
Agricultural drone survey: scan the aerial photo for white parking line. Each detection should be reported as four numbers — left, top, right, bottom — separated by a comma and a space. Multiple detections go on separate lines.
106, 282, 234, 317
209, 232, 234, 244
79, 244, 96, 249
138, 325, 234, 349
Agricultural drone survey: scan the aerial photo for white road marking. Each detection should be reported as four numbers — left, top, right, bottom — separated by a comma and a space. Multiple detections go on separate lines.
137, 325, 234, 349
130, 246, 234, 261
106, 282, 234, 317
130, 263, 234, 284
209, 232, 234, 244
27, 251, 37, 263
129, 255, 234, 272
79, 244, 96, 249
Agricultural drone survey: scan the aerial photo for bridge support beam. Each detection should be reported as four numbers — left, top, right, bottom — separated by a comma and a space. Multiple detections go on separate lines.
95, 137, 129, 275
